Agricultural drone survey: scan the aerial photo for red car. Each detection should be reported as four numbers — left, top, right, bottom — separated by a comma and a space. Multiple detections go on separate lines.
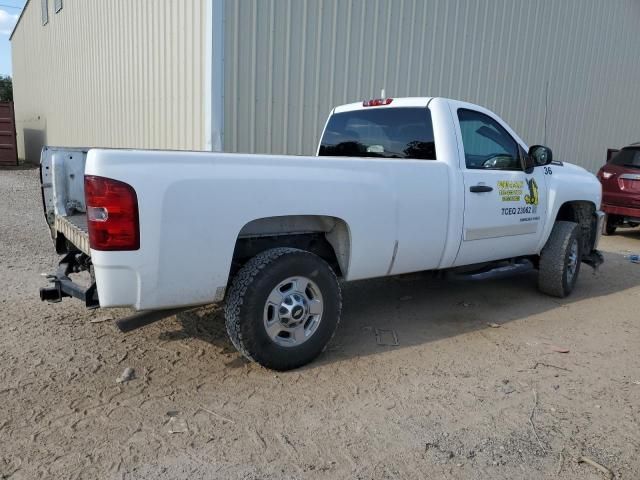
597, 143, 640, 235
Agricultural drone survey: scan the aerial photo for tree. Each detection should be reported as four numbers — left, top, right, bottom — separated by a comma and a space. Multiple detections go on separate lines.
0, 76, 13, 102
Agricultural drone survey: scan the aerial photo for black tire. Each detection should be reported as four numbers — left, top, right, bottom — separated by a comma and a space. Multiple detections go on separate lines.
538, 221, 582, 298
224, 248, 342, 371
603, 214, 617, 236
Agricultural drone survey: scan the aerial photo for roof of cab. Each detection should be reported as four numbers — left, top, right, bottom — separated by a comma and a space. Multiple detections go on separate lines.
333, 97, 434, 114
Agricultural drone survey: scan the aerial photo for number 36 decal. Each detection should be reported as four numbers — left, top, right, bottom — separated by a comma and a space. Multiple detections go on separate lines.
544, 167, 552, 175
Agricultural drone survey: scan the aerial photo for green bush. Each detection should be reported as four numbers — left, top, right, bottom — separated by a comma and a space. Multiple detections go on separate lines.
0, 76, 13, 102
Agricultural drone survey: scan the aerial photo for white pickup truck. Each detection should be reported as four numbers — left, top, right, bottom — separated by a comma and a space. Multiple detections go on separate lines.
40, 96, 604, 370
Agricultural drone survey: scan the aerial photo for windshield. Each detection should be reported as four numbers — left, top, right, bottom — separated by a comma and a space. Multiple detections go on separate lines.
610, 148, 640, 168
318, 107, 437, 160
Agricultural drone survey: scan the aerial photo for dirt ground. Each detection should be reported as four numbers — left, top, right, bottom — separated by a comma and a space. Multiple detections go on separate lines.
1, 168, 639, 480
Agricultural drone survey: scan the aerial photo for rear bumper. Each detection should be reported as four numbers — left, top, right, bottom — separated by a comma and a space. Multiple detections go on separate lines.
602, 203, 640, 221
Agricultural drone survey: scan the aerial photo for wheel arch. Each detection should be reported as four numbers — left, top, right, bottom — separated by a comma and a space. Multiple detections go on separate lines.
230, 215, 352, 280
552, 200, 598, 255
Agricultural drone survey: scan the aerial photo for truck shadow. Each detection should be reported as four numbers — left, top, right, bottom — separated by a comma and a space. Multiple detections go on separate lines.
166, 248, 640, 370
612, 227, 640, 241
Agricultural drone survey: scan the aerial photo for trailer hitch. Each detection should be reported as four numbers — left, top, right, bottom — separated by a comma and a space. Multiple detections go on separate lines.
39, 253, 99, 308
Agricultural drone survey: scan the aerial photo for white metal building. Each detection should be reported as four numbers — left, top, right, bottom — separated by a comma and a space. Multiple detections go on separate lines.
11, 0, 640, 171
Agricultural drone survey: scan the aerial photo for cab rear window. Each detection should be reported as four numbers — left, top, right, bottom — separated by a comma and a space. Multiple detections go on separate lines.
319, 108, 437, 160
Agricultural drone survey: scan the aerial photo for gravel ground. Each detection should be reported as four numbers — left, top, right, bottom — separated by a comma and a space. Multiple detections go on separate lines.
1, 167, 639, 480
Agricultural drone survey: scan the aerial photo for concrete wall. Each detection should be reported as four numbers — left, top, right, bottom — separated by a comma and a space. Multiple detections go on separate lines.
11, 0, 208, 163
224, 0, 640, 172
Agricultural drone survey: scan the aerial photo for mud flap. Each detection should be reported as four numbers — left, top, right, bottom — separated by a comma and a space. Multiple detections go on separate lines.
582, 250, 604, 271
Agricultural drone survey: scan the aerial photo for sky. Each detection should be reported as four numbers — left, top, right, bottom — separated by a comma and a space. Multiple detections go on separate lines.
0, 0, 26, 76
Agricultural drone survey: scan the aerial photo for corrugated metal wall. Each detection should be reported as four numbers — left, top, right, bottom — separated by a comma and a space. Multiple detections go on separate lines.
224, 0, 640, 172
11, 0, 207, 162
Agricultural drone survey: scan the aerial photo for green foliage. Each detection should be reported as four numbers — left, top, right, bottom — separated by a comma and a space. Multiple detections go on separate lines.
0, 76, 13, 102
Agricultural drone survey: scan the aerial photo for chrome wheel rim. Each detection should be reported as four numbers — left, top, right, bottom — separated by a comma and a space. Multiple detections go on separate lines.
263, 276, 323, 347
566, 238, 579, 283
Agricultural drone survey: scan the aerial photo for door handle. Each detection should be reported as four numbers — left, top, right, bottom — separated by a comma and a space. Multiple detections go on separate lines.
469, 185, 493, 193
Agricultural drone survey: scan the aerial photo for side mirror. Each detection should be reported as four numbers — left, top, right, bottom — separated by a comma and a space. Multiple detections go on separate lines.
528, 145, 553, 166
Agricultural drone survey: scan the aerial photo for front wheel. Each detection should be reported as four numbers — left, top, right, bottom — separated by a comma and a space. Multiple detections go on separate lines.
538, 221, 582, 298
224, 248, 342, 371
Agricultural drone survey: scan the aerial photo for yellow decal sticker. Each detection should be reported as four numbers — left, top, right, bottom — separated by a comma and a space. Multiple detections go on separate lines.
497, 180, 523, 202
524, 178, 539, 206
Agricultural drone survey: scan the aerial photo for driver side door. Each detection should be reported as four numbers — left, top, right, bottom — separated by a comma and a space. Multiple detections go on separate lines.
454, 108, 548, 266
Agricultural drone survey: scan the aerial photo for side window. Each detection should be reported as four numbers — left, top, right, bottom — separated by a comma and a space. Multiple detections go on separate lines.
457, 109, 521, 170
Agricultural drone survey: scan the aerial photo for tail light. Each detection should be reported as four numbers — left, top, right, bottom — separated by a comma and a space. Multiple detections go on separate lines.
363, 98, 393, 107
84, 175, 140, 251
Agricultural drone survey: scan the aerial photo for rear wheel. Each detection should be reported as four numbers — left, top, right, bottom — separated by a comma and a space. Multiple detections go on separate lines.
224, 248, 342, 371
538, 221, 582, 298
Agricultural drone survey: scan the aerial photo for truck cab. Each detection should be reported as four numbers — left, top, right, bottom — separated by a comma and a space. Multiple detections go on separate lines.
318, 97, 601, 268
